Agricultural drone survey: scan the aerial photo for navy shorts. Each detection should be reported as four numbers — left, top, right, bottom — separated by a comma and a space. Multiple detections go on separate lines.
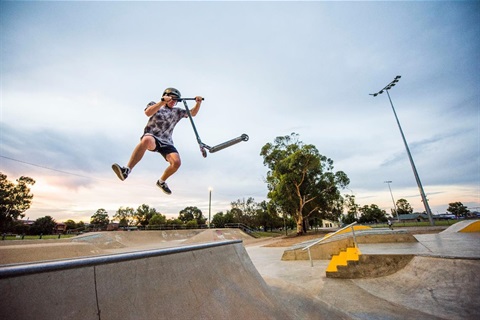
153, 138, 178, 160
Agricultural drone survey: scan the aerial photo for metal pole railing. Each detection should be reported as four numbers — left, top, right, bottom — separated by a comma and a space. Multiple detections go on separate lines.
303, 222, 358, 267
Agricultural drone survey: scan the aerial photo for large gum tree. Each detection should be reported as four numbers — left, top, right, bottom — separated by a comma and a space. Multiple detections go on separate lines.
260, 133, 350, 234
0, 172, 35, 231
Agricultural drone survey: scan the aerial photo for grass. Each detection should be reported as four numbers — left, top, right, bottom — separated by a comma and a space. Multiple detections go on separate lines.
371, 220, 459, 228
253, 231, 286, 238
1, 234, 76, 241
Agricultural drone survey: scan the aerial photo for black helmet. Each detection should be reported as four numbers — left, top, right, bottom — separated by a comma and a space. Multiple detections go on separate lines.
163, 87, 181, 99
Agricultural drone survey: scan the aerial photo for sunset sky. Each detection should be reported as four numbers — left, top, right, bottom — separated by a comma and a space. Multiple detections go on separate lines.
1, 1, 479, 223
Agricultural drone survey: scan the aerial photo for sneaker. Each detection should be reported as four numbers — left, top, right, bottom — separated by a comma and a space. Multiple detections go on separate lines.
156, 180, 172, 195
112, 163, 129, 181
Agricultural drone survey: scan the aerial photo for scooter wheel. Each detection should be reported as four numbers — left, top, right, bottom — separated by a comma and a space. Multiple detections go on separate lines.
241, 134, 249, 141
201, 147, 207, 158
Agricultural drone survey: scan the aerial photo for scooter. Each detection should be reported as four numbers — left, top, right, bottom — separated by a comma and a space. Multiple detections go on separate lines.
179, 98, 249, 158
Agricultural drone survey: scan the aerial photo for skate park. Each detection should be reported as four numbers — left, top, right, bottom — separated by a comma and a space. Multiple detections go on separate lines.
0, 220, 479, 320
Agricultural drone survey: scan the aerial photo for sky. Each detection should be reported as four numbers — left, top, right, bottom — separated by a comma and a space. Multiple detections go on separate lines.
1, 1, 479, 223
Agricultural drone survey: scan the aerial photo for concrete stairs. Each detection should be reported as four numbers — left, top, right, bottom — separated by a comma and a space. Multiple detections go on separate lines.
326, 248, 414, 279
326, 246, 361, 273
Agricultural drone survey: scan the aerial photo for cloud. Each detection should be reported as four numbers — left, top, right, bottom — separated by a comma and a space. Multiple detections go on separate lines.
1, 1, 478, 221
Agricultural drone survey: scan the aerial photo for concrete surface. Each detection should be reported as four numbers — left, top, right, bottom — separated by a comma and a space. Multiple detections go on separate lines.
246, 235, 480, 320
1, 222, 479, 320
360, 232, 480, 259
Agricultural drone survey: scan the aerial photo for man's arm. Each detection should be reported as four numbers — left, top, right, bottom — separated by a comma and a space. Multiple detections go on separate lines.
144, 96, 174, 117
189, 96, 203, 117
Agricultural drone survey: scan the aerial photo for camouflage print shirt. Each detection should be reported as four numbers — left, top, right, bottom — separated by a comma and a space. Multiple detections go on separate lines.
142, 101, 187, 146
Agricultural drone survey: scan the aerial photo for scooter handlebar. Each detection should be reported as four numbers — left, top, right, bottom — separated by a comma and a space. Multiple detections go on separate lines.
161, 97, 205, 102
177, 98, 205, 101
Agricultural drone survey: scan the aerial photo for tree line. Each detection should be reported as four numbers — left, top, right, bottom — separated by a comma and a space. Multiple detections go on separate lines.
1, 132, 476, 235
84, 197, 291, 232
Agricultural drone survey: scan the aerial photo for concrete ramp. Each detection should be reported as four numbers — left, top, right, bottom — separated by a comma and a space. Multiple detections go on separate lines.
183, 228, 254, 244
0, 241, 291, 320
441, 219, 480, 233
352, 256, 480, 320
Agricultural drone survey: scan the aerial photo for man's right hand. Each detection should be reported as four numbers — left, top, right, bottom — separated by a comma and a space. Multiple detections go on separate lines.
161, 95, 173, 103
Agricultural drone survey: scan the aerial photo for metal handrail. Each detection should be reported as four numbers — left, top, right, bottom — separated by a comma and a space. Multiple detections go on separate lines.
302, 221, 358, 251
302, 221, 358, 267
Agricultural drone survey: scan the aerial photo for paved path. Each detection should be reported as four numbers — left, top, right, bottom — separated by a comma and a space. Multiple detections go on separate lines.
246, 222, 480, 320
358, 231, 480, 259
1, 224, 479, 320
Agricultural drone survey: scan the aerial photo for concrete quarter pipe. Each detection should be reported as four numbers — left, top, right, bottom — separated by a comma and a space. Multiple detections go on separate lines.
0, 241, 291, 320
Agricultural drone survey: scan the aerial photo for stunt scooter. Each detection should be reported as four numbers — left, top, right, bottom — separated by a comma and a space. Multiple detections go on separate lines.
179, 98, 249, 158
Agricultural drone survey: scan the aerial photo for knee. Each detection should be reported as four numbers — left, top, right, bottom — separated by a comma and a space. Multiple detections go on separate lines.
140, 136, 156, 150
168, 155, 181, 170
171, 158, 181, 170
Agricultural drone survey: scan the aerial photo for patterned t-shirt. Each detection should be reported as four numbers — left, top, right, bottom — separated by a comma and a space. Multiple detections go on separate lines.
143, 101, 187, 146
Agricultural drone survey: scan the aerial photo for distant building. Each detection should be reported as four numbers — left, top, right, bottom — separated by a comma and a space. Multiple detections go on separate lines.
107, 223, 120, 231
433, 213, 456, 220
21, 219, 35, 226
397, 214, 430, 222
322, 219, 341, 228
54, 223, 67, 234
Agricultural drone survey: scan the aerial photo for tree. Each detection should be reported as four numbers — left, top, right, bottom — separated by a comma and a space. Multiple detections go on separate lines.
178, 206, 206, 225
186, 220, 198, 228
135, 204, 158, 227
212, 211, 235, 228
256, 200, 282, 231
344, 195, 359, 219
230, 198, 258, 226
212, 212, 225, 228
76, 221, 85, 231
30, 216, 56, 235
64, 219, 77, 230
0, 172, 36, 231
396, 199, 413, 215
342, 194, 359, 224
260, 133, 350, 234
166, 218, 183, 225
114, 207, 135, 227
342, 211, 357, 225
358, 204, 388, 223
447, 202, 469, 218
90, 209, 110, 229
149, 213, 167, 226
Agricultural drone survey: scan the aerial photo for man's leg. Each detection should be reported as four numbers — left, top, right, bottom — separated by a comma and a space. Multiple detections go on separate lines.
127, 135, 156, 170
160, 152, 181, 181
113, 136, 156, 181
156, 153, 181, 195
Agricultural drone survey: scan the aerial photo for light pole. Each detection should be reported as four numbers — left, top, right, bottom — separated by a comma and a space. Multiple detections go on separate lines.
208, 187, 212, 228
371, 76, 434, 226
384, 181, 399, 221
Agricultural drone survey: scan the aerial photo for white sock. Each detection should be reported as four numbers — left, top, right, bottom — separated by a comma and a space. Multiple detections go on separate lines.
158, 179, 165, 184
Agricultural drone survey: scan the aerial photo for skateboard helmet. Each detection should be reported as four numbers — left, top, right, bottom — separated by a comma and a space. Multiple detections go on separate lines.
163, 87, 181, 99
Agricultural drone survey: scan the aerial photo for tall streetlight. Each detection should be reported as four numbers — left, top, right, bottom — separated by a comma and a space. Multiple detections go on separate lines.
371, 76, 434, 226
384, 180, 399, 221
208, 187, 212, 228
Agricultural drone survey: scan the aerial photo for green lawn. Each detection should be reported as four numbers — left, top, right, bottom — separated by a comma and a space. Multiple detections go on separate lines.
372, 220, 459, 228
1, 234, 76, 241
